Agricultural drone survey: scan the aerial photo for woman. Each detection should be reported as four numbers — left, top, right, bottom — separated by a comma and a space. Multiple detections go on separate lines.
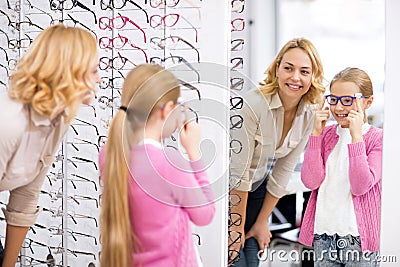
0, 24, 100, 267
229, 37, 325, 266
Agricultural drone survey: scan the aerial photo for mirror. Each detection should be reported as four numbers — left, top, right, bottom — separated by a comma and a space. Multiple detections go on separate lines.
233, 0, 385, 265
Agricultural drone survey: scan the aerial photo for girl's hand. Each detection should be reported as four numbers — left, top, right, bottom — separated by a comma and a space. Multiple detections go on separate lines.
179, 105, 201, 161
348, 97, 364, 143
312, 106, 330, 136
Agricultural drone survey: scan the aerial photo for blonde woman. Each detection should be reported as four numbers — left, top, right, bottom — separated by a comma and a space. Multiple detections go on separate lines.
99, 64, 215, 267
0, 24, 100, 267
229, 38, 325, 266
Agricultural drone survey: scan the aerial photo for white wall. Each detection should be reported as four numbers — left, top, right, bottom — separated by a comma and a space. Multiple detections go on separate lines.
380, 0, 400, 265
248, 0, 277, 84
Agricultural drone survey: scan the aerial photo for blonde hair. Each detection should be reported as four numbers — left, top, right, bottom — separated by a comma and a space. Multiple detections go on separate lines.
8, 24, 98, 123
100, 64, 180, 267
330, 67, 373, 97
259, 38, 325, 105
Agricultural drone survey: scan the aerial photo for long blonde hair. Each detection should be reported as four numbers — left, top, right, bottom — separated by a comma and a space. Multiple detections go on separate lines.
8, 24, 98, 123
259, 38, 325, 105
100, 64, 180, 267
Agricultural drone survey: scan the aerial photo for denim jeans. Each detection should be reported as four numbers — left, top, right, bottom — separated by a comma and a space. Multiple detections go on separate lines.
0, 239, 4, 266
232, 179, 268, 267
231, 237, 260, 267
313, 233, 379, 267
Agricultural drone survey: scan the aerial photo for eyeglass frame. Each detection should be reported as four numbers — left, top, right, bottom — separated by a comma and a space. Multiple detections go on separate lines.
150, 55, 200, 83
100, 0, 149, 23
149, 14, 198, 42
51, 14, 97, 39
98, 15, 147, 43
150, 0, 180, 8
231, 18, 245, 32
325, 94, 367, 106
230, 77, 244, 90
150, 35, 200, 62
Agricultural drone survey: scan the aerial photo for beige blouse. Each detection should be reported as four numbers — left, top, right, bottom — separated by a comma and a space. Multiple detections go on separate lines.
230, 89, 315, 198
0, 92, 68, 226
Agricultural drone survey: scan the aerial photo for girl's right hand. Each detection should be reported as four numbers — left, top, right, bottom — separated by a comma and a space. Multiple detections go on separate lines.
179, 108, 201, 161
312, 107, 330, 136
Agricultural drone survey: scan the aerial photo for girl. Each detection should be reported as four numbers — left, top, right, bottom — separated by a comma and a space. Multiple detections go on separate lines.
0, 24, 100, 267
299, 67, 382, 266
229, 38, 325, 266
99, 64, 215, 267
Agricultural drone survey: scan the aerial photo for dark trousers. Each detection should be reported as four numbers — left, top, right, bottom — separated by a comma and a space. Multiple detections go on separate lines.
232, 179, 268, 267
244, 178, 268, 233
0, 239, 4, 266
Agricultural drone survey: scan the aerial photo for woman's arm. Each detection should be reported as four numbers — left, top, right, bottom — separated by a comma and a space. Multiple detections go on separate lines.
0, 112, 23, 182
268, 129, 313, 197
0, 102, 33, 267
229, 94, 259, 192
2, 225, 29, 267
227, 93, 262, 264
247, 119, 313, 250
0, 166, 42, 267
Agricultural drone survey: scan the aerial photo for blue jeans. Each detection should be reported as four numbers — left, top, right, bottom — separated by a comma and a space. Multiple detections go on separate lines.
231, 237, 260, 267
313, 233, 379, 267
0, 239, 4, 266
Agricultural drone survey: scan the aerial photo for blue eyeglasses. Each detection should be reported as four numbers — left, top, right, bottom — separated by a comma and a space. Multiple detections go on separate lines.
325, 94, 366, 106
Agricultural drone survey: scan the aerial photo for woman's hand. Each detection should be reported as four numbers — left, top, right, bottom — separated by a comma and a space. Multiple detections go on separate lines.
312, 106, 330, 136
348, 97, 364, 143
245, 220, 272, 255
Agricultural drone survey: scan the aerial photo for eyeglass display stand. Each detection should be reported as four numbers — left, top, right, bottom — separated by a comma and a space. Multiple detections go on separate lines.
61, 140, 69, 267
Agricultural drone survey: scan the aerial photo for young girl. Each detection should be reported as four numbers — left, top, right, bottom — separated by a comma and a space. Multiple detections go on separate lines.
0, 24, 100, 267
99, 64, 215, 267
299, 67, 382, 266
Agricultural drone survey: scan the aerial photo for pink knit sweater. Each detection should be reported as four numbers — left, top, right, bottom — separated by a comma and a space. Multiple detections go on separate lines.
298, 124, 383, 252
99, 143, 216, 266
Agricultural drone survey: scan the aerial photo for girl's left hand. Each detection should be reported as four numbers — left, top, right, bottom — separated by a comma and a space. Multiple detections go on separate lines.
347, 97, 364, 142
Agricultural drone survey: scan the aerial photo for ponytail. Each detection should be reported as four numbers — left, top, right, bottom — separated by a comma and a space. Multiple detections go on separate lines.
100, 109, 137, 267
99, 64, 181, 266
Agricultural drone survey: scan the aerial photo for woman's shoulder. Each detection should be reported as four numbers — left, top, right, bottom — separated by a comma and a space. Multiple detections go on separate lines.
0, 92, 27, 136
235, 89, 271, 120
240, 89, 269, 107
0, 92, 24, 114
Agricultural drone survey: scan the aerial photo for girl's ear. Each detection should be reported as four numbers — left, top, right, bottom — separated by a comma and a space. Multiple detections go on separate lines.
364, 95, 374, 110
161, 100, 175, 120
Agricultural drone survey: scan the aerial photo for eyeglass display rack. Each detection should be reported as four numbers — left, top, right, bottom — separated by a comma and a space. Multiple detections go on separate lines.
228, 0, 250, 265
0, 0, 235, 266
